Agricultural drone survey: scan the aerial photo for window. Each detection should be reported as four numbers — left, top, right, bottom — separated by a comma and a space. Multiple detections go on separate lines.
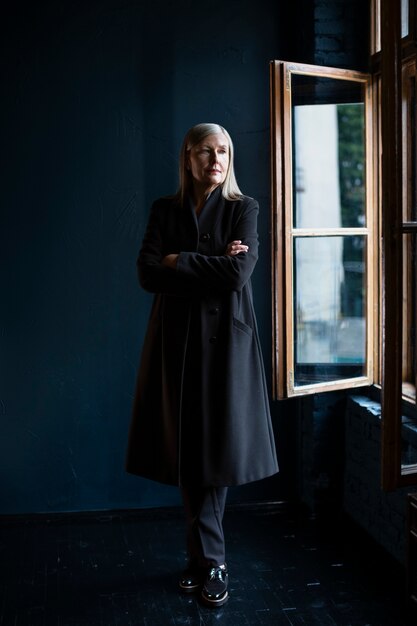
271, 1, 417, 488
270, 62, 375, 399
376, 0, 417, 488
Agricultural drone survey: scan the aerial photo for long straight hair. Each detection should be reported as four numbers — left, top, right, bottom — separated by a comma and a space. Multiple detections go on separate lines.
176, 123, 243, 205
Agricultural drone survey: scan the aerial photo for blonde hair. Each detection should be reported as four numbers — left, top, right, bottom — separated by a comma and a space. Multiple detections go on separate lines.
176, 123, 243, 205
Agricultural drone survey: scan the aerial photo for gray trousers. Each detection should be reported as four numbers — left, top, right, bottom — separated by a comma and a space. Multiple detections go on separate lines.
181, 486, 228, 568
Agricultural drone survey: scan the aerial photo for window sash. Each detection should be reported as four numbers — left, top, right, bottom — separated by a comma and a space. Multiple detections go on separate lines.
270, 61, 375, 399
378, 0, 417, 489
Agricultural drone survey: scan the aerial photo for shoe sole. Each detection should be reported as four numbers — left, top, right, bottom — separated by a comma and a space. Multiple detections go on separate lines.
180, 585, 201, 593
201, 590, 229, 607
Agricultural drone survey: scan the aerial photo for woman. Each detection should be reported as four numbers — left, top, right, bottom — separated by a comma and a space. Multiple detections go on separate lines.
126, 123, 278, 608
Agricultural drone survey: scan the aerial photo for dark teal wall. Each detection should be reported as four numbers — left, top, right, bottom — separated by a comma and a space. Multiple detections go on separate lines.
0, 0, 368, 515
0, 0, 294, 514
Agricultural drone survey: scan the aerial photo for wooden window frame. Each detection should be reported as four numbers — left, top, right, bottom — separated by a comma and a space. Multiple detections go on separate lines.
270, 61, 375, 399
379, 0, 417, 489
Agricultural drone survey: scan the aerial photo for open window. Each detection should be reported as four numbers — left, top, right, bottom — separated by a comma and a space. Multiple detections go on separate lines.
270, 61, 375, 399
270, 0, 417, 489
376, 0, 417, 489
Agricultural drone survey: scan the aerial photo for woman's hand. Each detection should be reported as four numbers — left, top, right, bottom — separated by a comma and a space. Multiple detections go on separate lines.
225, 240, 249, 256
161, 254, 179, 268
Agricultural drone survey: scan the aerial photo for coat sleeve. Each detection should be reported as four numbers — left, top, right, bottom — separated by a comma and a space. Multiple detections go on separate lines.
176, 198, 259, 292
137, 200, 203, 295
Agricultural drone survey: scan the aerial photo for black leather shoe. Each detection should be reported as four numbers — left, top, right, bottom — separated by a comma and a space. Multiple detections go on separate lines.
201, 564, 228, 607
179, 567, 205, 593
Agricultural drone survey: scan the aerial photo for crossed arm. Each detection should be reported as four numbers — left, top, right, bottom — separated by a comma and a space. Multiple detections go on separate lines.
161, 239, 249, 269
138, 199, 259, 294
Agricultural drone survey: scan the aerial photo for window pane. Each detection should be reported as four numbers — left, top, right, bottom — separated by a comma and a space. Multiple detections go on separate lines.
402, 233, 417, 399
401, 233, 417, 476
291, 75, 366, 229
270, 61, 372, 399
372, 0, 381, 53
402, 65, 416, 222
293, 235, 366, 387
402, 0, 409, 38
401, 424, 417, 469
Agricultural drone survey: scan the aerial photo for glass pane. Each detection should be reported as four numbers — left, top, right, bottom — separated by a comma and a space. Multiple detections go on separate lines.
401, 233, 417, 475
291, 74, 366, 229
401, 421, 417, 469
402, 0, 409, 38
402, 68, 416, 222
293, 235, 366, 387
375, 0, 381, 53
402, 233, 417, 399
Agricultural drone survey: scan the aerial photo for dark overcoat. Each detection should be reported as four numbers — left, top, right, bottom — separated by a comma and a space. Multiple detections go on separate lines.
126, 187, 278, 486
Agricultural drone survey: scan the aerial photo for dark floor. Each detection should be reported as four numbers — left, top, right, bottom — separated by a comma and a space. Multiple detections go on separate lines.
0, 502, 415, 626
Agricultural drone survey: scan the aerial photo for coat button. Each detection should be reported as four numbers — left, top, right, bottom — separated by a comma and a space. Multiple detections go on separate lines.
209, 307, 219, 315
209, 336, 217, 344
199, 233, 211, 242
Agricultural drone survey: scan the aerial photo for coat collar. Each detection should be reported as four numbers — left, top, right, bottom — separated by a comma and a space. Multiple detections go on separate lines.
185, 185, 224, 233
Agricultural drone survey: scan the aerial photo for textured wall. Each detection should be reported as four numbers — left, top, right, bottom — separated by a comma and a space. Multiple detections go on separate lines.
0, 0, 293, 514
0, 0, 369, 515
344, 396, 410, 564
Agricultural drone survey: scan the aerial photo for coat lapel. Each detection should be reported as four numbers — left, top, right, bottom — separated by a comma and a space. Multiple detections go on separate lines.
197, 186, 224, 234
183, 186, 226, 254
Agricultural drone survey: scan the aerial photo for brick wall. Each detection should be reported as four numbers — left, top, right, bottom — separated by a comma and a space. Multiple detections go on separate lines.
298, 393, 411, 565
344, 396, 411, 565
314, 0, 369, 70
297, 393, 346, 517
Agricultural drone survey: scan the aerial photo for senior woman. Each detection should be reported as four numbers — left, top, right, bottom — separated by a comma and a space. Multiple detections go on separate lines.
126, 123, 278, 608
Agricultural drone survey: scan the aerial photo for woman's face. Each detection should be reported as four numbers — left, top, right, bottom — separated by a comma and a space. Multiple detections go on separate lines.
187, 133, 230, 195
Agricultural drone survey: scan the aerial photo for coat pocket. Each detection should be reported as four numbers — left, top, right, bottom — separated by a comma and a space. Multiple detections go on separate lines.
232, 317, 253, 337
